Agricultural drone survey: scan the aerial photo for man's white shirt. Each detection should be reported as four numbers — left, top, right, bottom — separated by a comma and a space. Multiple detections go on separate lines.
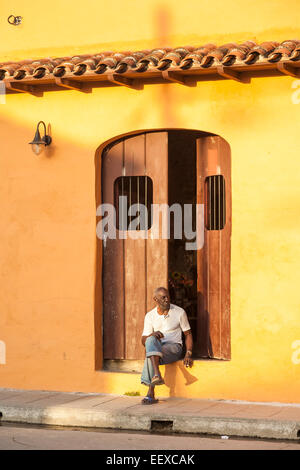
142, 304, 191, 345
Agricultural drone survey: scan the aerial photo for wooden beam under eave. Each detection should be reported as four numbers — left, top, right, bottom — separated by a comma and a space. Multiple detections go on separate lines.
161, 70, 197, 86
4, 60, 300, 96
5, 81, 43, 96
216, 66, 250, 83
107, 73, 143, 90
276, 62, 300, 78
54, 77, 92, 92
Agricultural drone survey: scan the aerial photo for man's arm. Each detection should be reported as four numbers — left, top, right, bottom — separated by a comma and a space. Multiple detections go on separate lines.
183, 329, 193, 367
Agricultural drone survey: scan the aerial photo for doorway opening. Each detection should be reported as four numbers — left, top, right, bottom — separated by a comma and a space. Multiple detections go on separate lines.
168, 131, 198, 351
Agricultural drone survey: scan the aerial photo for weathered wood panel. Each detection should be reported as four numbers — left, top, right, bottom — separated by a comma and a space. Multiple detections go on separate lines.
124, 134, 147, 359
196, 136, 231, 359
146, 132, 169, 312
102, 132, 168, 360
219, 138, 232, 360
196, 138, 210, 357
102, 141, 125, 359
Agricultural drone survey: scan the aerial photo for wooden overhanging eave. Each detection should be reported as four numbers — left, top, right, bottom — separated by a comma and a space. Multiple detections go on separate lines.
4, 60, 300, 96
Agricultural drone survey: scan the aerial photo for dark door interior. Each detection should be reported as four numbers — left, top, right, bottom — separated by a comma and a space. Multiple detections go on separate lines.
168, 131, 198, 352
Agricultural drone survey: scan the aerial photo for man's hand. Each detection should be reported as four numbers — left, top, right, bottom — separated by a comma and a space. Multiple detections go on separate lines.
141, 331, 164, 346
151, 331, 164, 340
183, 351, 193, 368
183, 330, 193, 367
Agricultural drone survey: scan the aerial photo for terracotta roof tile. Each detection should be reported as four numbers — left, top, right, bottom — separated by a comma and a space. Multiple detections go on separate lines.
243, 41, 280, 64
179, 44, 217, 69
1, 40, 299, 84
268, 39, 300, 62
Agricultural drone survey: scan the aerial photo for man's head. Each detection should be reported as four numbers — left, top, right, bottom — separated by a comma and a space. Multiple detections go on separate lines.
154, 287, 170, 312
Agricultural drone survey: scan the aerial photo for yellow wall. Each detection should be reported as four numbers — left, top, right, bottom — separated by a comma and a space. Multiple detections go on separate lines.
1, 0, 300, 61
0, 0, 300, 403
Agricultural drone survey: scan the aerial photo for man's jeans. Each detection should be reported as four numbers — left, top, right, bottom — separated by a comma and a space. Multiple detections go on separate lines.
141, 335, 183, 386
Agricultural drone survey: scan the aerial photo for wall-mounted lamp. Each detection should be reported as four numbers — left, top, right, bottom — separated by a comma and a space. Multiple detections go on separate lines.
29, 121, 52, 155
7, 15, 22, 25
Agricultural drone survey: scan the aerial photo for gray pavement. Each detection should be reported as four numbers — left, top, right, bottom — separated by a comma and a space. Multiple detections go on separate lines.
1, 423, 299, 450
0, 388, 300, 441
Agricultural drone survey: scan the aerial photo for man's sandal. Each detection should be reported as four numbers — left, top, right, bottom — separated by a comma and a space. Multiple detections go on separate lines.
151, 375, 165, 386
141, 397, 158, 405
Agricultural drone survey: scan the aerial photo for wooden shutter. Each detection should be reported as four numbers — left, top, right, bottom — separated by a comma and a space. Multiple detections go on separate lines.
102, 141, 125, 359
196, 136, 231, 359
102, 132, 168, 360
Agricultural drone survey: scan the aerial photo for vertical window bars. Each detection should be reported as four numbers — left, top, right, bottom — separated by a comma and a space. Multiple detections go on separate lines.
205, 175, 226, 230
114, 176, 153, 230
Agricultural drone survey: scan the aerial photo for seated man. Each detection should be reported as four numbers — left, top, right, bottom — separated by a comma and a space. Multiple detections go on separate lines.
141, 286, 193, 405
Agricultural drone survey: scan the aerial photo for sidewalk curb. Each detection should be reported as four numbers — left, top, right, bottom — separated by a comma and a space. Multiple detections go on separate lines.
1, 404, 300, 441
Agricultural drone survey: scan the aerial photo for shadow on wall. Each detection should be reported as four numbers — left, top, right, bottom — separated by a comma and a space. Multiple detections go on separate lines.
162, 327, 199, 397
154, 4, 179, 127
163, 361, 198, 397
162, 292, 214, 396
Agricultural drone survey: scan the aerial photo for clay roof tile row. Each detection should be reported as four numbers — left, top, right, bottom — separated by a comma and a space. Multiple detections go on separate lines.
1, 40, 300, 82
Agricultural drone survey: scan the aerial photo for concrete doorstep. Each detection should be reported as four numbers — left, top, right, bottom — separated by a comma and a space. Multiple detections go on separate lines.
1, 388, 300, 441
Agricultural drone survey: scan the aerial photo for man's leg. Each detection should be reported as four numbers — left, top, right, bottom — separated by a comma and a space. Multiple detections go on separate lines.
147, 384, 156, 400
150, 355, 163, 381
141, 357, 156, 401
161, 343, 183, 365
141, 336, 164, 403
141, 340, 183, 404
143, 343, 183, 402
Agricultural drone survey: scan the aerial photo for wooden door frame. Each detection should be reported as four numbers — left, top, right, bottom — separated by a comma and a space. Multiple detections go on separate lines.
94, 128, 231, 370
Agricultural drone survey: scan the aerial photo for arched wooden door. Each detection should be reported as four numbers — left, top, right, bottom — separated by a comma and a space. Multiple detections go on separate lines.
102, 132, 168, 360
101, 130, 231, 362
